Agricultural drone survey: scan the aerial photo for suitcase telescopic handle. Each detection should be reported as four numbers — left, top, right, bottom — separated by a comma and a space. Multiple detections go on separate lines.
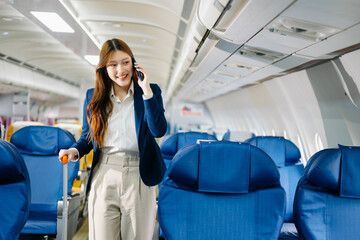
61, 155, 68, 240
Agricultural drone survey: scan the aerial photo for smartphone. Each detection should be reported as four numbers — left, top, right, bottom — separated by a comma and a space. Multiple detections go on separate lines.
132, 57, 144, 81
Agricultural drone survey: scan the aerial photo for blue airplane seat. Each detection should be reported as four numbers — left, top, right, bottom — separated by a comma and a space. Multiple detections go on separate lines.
158, 141, 286, 240
294, 145, 360, 240
10, 126, 81, 239
0, 140, 31, 240
245, 136, 303, 238
245, 137, 303, 219
160, 131, 217, 169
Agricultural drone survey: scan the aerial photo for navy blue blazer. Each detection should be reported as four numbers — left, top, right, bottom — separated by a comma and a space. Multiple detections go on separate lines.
72, 82, 167, 195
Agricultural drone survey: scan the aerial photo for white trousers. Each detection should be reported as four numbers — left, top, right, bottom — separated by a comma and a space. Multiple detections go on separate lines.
88, 153, 156, 240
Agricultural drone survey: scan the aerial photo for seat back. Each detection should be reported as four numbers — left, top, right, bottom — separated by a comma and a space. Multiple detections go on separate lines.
160, 131, 217, 168
6, 120, 43, 141
10, 126, 79, 236
294, 145, 360, 240
158, 141, 286, 240
245, 136, 303, 222
0, 140, 31, 240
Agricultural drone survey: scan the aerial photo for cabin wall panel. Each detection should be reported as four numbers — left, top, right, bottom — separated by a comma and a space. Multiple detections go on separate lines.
0, 94, 13, 119
340, 49, 360, 90
206, 68, 327, 161
306, 57, 360, 147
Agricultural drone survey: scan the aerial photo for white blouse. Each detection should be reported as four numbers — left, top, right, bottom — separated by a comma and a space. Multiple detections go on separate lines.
102, 82, 139, 156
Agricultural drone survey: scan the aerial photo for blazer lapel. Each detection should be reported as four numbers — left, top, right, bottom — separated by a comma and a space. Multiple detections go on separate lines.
134, 82, 144, 141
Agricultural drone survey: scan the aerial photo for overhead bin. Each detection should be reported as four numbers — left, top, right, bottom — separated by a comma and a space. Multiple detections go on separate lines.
209, 0, 295, 44
171, 0, 295, 103
176, 0, 360, 103
197, 0, 230, 30
247, 0, 360, 58
298, 23, 360, 58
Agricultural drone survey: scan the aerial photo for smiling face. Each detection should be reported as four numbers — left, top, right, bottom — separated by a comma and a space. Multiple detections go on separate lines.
106, 50, 134, 89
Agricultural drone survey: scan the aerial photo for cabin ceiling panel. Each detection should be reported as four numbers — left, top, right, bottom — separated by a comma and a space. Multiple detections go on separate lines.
62, 0, 194, 90
0, 3, 95, 88
73, 1, 182, 33
87, 22, 177, 45
0, 0, 198, 105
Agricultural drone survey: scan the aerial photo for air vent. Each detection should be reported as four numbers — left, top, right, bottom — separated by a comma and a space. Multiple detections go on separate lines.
1, 16, 23, 22
204, 77, 230, 86
239, 45, 285, 62
224, 62, 259, 72
268, 17, 340, 42
213, 70, 239, 79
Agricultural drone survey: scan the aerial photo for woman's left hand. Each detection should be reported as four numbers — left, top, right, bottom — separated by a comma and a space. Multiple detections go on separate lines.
134, 62, 153, 96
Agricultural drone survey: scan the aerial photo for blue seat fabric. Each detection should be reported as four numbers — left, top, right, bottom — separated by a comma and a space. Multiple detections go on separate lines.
158, 141, 286, 240
0, 140, 31, 240
245, 136, 303, 222
10, 126, 79, 236
158, 132, 218, 238
160, 131, 217, 169
293, 145, 360, 240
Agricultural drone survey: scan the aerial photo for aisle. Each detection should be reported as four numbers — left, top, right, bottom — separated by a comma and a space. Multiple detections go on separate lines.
73, 217, 88, 240
71, 215, 160, 240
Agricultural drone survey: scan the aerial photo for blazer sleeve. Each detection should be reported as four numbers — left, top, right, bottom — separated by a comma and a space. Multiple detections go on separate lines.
143, 84, 167, 138
71, 89, 94, 158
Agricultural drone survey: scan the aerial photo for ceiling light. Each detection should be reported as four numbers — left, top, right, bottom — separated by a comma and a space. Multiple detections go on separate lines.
30, 11, 75, 33
84, 55, 99, 65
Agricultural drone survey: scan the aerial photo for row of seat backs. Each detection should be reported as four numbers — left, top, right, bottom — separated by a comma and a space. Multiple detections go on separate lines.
9, 126, 79, 236
0, 140, 31, 240
161, 132, 300, 169
158, 141, 286, 240
159, 138, 360, 240
161, 133, 303, 222
294, 145, 360, 240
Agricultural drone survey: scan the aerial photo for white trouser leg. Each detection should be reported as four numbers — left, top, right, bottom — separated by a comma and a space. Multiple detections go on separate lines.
88, 154, 156, 240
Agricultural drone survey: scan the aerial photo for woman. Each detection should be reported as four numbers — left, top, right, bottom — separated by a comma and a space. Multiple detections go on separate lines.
59, 38, 167, 240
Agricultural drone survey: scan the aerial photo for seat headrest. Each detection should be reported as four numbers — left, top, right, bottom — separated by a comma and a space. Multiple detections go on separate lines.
0, 140, 24, 183
10, 126, 76, 155
160, 132, 217, 159
306, 145, 360, 198
167, 141, 280, 193
245, 136, 301, 166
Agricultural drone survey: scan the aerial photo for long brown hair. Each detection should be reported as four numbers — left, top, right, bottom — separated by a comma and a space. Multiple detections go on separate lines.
87, 38, 139, 147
